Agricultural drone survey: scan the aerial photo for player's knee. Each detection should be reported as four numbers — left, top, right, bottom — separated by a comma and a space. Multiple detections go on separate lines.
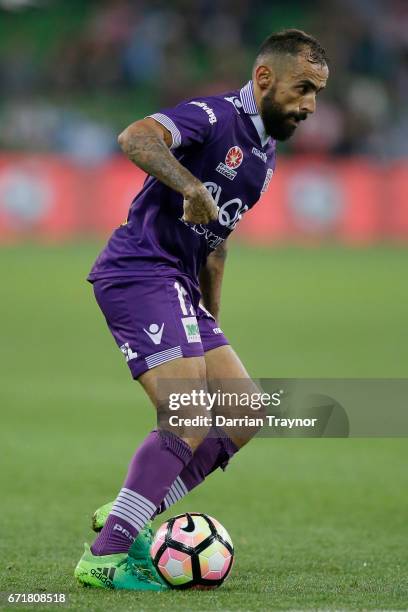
228, 402, 267, 449
254, 403, 267, 423
182, 432, 208, 452
179, 414, 211, 451
159, 400, 211, 452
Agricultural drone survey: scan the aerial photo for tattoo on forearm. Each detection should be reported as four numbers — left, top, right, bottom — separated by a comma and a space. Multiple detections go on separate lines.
122, 127, 197, 195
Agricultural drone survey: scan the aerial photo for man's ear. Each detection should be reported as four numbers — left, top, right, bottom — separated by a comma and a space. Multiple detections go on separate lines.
254, 64, 274, 91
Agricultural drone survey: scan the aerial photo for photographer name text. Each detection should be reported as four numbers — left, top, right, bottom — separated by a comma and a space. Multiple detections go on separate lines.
167, 415, 318, 429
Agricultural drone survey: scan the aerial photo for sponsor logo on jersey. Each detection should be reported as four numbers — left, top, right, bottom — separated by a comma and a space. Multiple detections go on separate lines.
181, 316, 201, 343
188, 101, 217, 124
120, 342, 138, 362
143, 323, 164, 345
252, 146, 267, 163
261, 168, 274, 194
179, 216, 225, 249
218, 197, 248, 229
216, 146, 243, 181
180, 181, 247, 236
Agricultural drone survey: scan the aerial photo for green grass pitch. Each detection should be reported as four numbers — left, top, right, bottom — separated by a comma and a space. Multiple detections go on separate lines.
1, 243, 407, 611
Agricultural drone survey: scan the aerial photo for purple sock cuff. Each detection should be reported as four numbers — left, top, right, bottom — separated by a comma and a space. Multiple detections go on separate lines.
157, 430, 193, 466
221, 435, 239, 458
210, 427, 238, 470
211, 426, 238, 457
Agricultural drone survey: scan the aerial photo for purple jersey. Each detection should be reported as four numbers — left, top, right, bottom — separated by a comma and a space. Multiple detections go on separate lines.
88, 81, 276, 286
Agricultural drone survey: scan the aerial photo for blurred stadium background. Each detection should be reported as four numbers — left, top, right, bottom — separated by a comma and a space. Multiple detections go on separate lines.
2, 1, 408, 609
0, 0, 407, 242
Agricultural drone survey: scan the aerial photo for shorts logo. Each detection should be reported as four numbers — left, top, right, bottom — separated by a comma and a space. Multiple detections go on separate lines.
216, 146, 243, 181
143, 323, 164, 345
181, 316, 201, 343
120, 342, 138, 362
213, 327, 223, 334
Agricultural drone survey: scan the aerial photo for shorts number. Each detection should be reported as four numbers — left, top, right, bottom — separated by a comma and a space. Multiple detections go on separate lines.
174, 282, 195, 316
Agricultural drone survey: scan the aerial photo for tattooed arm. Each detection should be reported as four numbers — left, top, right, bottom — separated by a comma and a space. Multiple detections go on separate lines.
118, 118, 218, 224
199, 240, 228, 321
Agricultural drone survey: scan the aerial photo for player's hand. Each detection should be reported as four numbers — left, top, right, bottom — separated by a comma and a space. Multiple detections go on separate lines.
182, 183, 219, 225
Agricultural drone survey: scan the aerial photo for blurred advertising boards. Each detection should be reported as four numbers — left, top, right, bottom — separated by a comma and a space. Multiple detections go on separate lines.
0, 154, 406, 244
0, 155, 82, 243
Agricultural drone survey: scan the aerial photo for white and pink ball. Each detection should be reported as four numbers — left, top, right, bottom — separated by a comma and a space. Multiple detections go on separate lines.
150, 512, 234, 589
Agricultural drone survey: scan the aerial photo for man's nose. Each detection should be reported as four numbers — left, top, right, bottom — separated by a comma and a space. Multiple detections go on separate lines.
301, 94, 316, 115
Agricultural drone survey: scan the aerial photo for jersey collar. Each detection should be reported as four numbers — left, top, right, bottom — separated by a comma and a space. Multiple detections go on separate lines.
240, 80, 259, 115
239, 80, 270, 147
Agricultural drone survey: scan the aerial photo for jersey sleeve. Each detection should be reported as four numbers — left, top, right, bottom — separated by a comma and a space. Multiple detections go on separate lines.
147, 98, 219, 150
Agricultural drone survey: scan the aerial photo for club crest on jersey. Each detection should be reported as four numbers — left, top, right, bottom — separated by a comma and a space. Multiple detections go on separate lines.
216, 146, 243, 181
226, 146, 243, 168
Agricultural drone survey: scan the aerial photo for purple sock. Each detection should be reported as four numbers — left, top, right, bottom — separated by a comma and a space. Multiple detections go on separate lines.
156, 431, 238, 514
91, 430, 192, 555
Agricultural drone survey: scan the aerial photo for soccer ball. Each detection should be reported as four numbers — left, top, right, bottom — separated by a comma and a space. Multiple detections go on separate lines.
150, 512, 234, 589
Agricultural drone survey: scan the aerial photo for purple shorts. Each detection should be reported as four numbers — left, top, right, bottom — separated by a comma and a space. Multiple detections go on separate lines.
93, 275, 229, 379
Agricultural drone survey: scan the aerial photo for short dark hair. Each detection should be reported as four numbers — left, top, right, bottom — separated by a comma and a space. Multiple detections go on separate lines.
256, 29, 328, 66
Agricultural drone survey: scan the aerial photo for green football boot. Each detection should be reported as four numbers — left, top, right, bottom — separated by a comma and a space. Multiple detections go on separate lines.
74, 543, 167, 591
91, 502, 166, 586
92, 501, 114, 532
129, 526, 167, 586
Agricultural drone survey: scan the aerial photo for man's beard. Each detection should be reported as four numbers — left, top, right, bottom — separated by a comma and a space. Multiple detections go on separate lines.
260, 90, 307, 141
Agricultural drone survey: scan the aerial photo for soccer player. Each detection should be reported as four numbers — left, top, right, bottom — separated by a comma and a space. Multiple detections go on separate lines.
75, 29, 328, 590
